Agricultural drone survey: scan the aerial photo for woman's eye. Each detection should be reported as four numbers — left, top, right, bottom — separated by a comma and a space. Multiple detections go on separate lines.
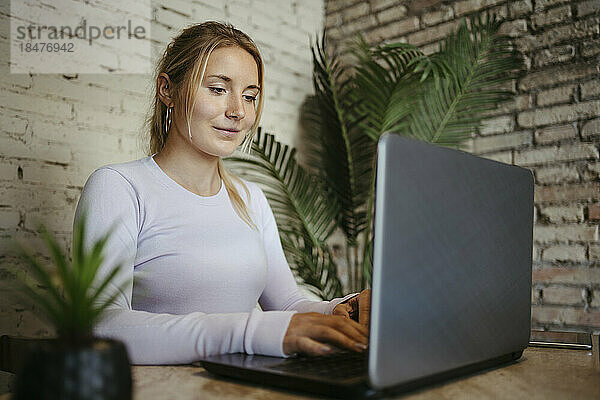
244, 95, 257, 102
209, 87, 226, 94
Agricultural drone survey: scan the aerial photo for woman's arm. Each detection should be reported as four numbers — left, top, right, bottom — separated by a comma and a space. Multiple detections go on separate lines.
76, 168, 295, 364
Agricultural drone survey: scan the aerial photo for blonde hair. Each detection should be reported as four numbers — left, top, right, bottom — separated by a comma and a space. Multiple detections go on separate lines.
146, 21, 264, 229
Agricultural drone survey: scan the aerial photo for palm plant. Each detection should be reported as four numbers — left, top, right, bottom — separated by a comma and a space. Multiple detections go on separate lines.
12, 212, 127, 343
7, 213, 132, 399
227, 14, 522, 298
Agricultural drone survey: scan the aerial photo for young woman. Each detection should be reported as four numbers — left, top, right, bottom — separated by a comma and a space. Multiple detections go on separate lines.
74, 21, 370, 365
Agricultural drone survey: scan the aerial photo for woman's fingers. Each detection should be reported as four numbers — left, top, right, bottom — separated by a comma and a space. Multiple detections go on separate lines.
330, 314, 369, 342
312, 324, 367, 353
296, 336, 334, 356
283, 313, 369, 356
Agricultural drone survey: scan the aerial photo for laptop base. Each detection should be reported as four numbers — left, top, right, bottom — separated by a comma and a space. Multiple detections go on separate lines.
197, 349, 524, 399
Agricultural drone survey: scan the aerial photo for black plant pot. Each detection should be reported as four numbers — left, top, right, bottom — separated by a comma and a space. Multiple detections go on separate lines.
14, 338, 132, 400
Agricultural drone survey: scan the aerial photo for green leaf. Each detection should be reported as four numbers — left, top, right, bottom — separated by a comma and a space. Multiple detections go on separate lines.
281, 236, 343, 299
10, 213, 126, 340
405, 14, 523, 146
227, 129, 340, 248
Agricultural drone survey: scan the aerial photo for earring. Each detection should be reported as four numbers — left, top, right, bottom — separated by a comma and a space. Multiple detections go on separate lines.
164, 106, 173, 135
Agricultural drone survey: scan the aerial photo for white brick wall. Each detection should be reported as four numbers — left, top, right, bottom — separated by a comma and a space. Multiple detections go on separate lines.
0, 0, 325, 341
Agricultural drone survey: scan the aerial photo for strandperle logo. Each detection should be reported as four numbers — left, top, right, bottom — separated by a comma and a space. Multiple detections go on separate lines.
10, 0, 151, 74
14, 19, 147, 46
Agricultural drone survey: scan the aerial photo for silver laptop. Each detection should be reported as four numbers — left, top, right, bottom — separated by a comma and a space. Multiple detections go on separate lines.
196, 133, 534, 398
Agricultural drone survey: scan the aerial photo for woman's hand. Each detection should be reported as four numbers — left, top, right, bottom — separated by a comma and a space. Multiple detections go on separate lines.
282, 312, 369, 356
332, 289, 371, 327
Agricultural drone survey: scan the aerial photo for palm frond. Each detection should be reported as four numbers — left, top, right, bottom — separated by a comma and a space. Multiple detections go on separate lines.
13, 214, 128, 340
227, 129, 340, 248
406, 14, 523, 146
350, 35, 424, 141
311, 33, 376, 245
298, 95, 325, 172
281, 237, 343, 299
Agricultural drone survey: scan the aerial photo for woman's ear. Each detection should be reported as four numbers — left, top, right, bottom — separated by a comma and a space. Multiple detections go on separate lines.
158, 72, 173, 107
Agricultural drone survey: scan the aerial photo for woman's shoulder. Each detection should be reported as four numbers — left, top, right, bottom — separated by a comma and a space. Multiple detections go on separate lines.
231, 177, 268, 209
77, 158, 149, 228
232, 177, 259, 193
232, 177, 263, 196
93, 156, 149, 176
86, 156, 153, 190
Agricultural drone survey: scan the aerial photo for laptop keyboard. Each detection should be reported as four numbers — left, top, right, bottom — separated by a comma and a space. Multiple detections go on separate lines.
272, 350, 367, 380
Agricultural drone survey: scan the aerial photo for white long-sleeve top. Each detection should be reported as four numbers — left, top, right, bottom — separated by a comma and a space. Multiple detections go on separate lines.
74, 154, 355, 365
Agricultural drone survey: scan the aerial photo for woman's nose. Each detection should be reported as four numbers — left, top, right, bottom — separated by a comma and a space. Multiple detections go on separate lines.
226, 96, 245, 120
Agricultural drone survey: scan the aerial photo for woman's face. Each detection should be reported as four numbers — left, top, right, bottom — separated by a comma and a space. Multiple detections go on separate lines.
179, 46, 260, 158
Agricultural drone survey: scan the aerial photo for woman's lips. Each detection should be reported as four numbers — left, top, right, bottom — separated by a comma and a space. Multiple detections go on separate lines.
213, 126, 240, 138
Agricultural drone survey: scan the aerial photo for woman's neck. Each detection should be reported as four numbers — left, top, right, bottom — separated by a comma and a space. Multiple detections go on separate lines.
153, 130, 222, 197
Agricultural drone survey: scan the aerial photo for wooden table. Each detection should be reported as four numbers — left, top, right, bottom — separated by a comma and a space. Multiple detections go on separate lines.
1, 347, 598, 399
130, 347, 599, 399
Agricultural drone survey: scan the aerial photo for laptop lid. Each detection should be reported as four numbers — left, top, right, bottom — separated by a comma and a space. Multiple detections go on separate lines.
369, 134, 534, 389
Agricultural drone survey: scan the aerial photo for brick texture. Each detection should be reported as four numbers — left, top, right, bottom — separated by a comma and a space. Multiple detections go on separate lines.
532, 305, 600, 327
517, 18, 600, 52
407, 19, 457, 46
583, 162, 600, 180
580, 80, 600, 100
472, 131, 531, 154
518, 63, 598, 91
534, 45, 575, 68
509, 0, 532, 17
582, 118, 600, 138
535, 184, 600, 203
542, 286, 585, 306
533, 268, 600, 285
534, 124, 576, 144
517, 101, 600, 128
588, 204, 600, 221
454, 0, 504, 16
590, 244, 600, 261
499, 19, 528, 37
577, 0, 600, 17
534, 225, 598, 243
541, 244, 587, 262
515, 144, 598, 166
592, 290, 600, 307
536, 85, 574, 106
324, 0, 600, 333
535, 165, 579, 184
539, 205, 584, 223
531, 5, 571, 28
422, 6, 454, 26
582, 41, 600, 58
480, 115, 515, 135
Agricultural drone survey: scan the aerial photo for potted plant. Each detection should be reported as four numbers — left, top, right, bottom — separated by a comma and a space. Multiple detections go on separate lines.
7, 212, 132, 400
226, 14, 523, 298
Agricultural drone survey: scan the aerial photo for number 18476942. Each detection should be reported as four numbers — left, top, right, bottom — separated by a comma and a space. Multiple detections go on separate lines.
19, 42, 74, 52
